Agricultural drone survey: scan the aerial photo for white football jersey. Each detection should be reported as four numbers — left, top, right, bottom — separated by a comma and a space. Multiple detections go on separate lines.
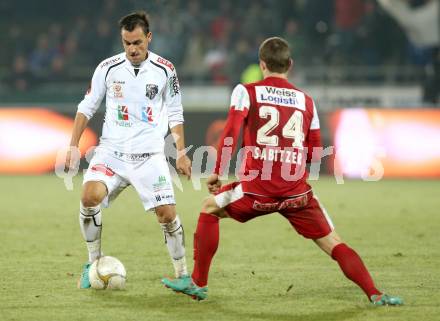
77, 51, 184, 153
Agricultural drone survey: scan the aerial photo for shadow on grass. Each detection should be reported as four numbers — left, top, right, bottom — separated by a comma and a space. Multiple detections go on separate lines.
89, 290, 364, 321
217, 308, 363, 321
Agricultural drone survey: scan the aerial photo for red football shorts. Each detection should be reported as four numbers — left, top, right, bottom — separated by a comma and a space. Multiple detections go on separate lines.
214, 182, 334, 239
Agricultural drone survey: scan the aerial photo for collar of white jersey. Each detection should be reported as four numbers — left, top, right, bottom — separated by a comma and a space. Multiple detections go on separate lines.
124, 51, 152, 70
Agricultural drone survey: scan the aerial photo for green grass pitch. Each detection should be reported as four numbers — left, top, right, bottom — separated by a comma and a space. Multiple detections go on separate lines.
1, 175, 439, 321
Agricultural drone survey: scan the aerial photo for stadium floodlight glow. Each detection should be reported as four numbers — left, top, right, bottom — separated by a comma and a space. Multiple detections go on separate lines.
0, 122, 67, 159
330, 108, 440, 178
0, 108, 97, 174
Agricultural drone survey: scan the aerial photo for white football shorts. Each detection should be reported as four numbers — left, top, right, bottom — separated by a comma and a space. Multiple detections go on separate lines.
83, 147, 175, 211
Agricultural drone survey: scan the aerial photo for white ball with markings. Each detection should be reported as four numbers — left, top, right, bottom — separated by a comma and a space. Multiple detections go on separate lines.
88, 256, 126, 290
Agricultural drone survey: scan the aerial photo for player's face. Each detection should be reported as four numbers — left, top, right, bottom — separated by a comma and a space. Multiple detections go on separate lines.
121, 26, 152, 65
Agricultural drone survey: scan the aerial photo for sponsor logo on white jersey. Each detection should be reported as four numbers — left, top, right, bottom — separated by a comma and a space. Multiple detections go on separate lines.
156, 57, 174, 71
169, 75, 180, 97
114, 105, 132, 127
100, 56, 122, 68
141, 106, 156, 126
256, 86, 306, 110
113, 83, 123, 98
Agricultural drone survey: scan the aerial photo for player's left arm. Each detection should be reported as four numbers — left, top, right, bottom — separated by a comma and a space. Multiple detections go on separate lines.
306, 100, 323, 163
165, 69, 191, 179
170, 124, 191, 179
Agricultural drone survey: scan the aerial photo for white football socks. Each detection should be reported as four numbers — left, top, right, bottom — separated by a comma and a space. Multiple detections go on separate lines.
79, 202, 102, 263
160, 215, 188, 277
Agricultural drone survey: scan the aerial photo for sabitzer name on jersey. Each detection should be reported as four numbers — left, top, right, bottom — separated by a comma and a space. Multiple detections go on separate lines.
252, 146, 303, 164
255, 86, 306, 110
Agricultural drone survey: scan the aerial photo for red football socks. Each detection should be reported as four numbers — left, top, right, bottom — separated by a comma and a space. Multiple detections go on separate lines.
191, 213, 220, 287
191, 217, 381, 297
331, 243, 381, 298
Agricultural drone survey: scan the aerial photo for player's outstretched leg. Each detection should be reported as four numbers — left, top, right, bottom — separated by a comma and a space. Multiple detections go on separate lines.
371, 294, 404, 306
315, 232, 403, 305
162, 212, 219, 300
332, 243, 403, 305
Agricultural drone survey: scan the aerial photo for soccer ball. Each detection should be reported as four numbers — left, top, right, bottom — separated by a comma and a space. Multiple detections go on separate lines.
88, 256, 127, 290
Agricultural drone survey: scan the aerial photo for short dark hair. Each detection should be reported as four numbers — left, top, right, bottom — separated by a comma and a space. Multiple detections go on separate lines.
119, 11, 150, 35
258, 37, 291, 73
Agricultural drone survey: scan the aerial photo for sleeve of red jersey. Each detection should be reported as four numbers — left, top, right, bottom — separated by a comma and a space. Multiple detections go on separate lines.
214, 84, 250, 175
307, 100, 323, 163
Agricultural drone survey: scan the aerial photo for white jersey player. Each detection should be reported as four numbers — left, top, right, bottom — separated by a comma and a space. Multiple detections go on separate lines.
65, 11, 191, 289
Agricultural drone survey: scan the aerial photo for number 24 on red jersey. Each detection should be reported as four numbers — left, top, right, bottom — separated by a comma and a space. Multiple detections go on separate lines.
230, 83, 320, 150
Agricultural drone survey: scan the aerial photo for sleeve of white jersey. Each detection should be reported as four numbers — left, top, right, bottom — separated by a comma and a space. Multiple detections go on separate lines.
165, 69, 184, 129
230, 84, 250, 113
310, 100, 320, 130
77, 64, 106, 119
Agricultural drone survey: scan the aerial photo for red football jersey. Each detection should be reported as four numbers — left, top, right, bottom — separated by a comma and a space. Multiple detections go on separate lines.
214, 76, 322, 197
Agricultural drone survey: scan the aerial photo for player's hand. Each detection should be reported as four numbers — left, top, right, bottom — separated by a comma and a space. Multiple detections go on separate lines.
64, 147, 80, 172
176, 154, 191, 179
206, 174, 221, 194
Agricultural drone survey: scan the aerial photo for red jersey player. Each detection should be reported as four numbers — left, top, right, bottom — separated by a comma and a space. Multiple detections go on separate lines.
162, 37, 402, 306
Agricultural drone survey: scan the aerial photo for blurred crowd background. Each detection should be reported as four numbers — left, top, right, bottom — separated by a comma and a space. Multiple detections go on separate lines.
0, 0, 439, 177
1, 0, 439, 104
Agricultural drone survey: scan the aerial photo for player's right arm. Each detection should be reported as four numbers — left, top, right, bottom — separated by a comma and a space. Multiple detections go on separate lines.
208, 84, 250, 194
65, 113, 89, 171
65, 63, 106, 171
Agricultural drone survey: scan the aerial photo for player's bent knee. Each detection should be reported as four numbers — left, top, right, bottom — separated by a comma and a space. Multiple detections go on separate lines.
155, 205, 176, 223
81, 182, 107, 207
81, 194, 104, 207
314, 231, 343, 256
201, 196, 219, 214
201, 197, 228, 218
